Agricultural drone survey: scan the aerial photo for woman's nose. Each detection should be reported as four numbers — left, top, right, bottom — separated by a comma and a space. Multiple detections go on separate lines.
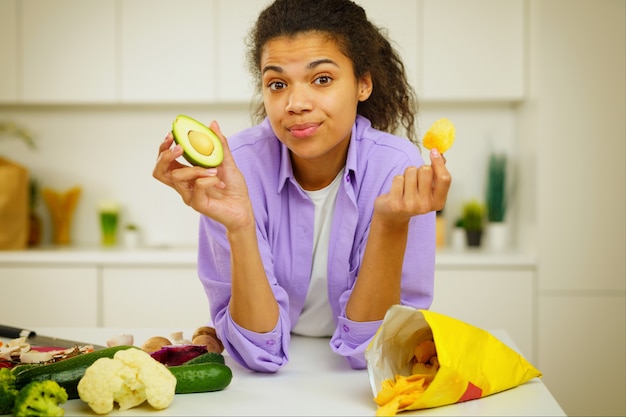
285, 84, 312, 114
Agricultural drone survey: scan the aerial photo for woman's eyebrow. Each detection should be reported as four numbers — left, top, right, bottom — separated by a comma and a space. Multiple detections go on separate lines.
307, 58, 339, 69
262, 65, 283, 74
262, 59, 339, 75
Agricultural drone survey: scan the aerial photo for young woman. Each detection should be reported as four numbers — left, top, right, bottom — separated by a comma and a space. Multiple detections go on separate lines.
153, 0, 451, 372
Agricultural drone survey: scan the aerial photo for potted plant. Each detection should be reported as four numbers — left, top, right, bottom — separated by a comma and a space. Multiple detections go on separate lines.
461, 199, 485, 247
485, 153, 509, 250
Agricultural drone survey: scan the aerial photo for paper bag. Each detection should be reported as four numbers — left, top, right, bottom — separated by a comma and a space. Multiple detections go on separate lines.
0, 157, 29, 250
365, 305, 541, 415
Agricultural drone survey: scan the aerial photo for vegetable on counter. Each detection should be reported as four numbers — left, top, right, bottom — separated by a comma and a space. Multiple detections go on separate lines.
0, 368, 18, 415
149, 345, 209, 367
143, 326, 225, 365
105, 334, 134, 348
77, 348, 176, 415
169, 362, 232, 394
183, 351, 225, 366
141, 336, 172, 354
13, 380, 67, 417
14, 345, 136, 400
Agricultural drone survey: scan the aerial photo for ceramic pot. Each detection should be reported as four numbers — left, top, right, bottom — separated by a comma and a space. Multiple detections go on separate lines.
465, 229, 483, 247
487, 222, 509, 251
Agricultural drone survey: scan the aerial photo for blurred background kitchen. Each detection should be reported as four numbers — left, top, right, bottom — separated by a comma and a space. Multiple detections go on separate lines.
0, 1, 623, 415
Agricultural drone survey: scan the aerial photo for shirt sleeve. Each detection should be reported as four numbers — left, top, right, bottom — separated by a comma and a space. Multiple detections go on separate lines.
330, 316, 382, 369
197, 215, 293, 373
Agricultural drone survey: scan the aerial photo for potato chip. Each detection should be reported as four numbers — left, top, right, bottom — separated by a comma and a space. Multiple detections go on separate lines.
375, 374, 433, 416
423, 118, 455, 153
413, 339, 436, 363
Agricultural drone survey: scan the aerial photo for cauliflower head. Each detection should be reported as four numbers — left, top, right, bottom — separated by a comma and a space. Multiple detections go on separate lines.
77, 348, 176, 415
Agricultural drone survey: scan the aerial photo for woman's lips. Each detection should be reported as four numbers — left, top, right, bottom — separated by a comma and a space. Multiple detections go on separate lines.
288, 122, 320, 139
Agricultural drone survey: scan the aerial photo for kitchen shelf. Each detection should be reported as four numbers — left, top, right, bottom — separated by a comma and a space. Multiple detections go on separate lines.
0, 246, 535, 268
0, 245, 198, 266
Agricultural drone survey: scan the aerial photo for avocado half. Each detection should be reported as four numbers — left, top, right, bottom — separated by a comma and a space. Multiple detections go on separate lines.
171, 115, 224, 168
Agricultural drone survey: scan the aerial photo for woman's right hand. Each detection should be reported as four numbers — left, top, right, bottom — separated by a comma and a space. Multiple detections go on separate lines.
152, 121, 254, 231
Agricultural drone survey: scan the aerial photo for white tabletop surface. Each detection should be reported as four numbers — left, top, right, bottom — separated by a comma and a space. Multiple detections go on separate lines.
2, 327, 566, 416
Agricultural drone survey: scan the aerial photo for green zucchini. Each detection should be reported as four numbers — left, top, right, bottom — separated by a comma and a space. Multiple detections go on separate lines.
14, 345, 136, 399
183, 351, 225, 366
10, 363, 41, 376
169, 362, 232, 394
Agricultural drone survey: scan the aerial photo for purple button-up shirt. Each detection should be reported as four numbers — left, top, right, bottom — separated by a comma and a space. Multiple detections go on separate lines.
197, 115, 435, 372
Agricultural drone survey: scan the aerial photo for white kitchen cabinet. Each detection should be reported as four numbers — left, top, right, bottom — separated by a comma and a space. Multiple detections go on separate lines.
216, 0, 421, 103
101, 266, 211, 330
119, 0, 217, 102
0, 266, 98, 327
0, 0, 18, 102
215, 0, 272, 102
420, 0, 525, 101
20, 0, 117, 103
356, 0, 420, 96
430, 266, 535, 361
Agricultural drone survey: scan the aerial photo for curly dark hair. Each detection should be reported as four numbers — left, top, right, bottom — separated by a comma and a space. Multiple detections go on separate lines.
246, 0, 419, 144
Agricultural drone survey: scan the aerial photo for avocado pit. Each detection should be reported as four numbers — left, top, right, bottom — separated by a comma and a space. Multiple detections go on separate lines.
171, 114, 224, 168
188, 130, 215, 156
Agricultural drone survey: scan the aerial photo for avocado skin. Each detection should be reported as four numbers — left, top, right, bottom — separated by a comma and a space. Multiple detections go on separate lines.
171, 115, 224, 168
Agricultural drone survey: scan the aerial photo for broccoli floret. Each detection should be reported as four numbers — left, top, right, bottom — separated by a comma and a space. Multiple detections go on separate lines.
0, 368, 19, 415
12, 380, 68, 417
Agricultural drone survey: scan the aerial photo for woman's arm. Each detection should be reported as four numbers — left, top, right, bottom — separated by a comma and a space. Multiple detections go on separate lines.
154, 120, 280, 342
346, 148, 451, 322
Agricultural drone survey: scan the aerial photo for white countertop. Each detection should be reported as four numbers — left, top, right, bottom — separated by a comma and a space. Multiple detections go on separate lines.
0, 246, 536, 268
2, 327, 564, 416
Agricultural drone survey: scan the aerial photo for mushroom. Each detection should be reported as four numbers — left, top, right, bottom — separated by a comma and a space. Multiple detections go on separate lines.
106, 334, 134, 347
192, 326, 217, 340
141, 336, 172, 353
192, 331, 224, 353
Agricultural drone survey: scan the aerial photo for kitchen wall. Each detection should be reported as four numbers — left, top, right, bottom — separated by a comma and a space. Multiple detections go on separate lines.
520, 1, 625, 416
0, 104, 519, 248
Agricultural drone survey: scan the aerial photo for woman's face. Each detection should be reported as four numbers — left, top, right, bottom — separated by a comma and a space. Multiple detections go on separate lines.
260, 32, 372, 174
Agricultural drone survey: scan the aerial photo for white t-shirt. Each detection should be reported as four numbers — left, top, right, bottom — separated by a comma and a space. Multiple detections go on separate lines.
292, 169, 344, 337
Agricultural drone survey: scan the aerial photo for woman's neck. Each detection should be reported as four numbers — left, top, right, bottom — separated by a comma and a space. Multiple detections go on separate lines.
291, 139, 349, 191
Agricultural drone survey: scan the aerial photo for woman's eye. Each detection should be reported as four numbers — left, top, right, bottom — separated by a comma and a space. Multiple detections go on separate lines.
314, 75, 332, 85
268, 81, 286, 91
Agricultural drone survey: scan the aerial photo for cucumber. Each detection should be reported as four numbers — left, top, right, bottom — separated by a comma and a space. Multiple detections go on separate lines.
183, 351, 225, 366
168, 362, 232, 394
11, 363, 42, 376
14, 345, 136, 399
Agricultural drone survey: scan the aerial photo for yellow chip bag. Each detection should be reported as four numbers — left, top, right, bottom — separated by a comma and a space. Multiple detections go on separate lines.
423, 118, 455, 153
365, 306, 541, 416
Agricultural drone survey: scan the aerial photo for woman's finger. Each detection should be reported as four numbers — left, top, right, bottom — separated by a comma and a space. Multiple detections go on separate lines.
209, 121, 237, 168
429, 148, 452, 210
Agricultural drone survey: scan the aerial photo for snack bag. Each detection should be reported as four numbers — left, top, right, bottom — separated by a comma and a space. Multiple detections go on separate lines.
365, 305, 541, 416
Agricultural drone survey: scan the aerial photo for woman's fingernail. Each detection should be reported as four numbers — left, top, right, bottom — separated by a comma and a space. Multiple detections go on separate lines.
430, 148, 440, 158
206, 168, 218, 175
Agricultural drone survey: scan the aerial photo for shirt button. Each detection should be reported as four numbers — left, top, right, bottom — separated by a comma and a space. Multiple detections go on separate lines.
342, 325, 350, 333
266, 339, 276, 346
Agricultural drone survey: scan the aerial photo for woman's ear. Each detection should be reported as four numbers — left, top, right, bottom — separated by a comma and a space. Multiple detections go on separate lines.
358, 72, 373, 102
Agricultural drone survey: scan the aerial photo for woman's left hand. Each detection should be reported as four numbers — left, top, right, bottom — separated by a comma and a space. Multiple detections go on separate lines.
374, 148, 451, 222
